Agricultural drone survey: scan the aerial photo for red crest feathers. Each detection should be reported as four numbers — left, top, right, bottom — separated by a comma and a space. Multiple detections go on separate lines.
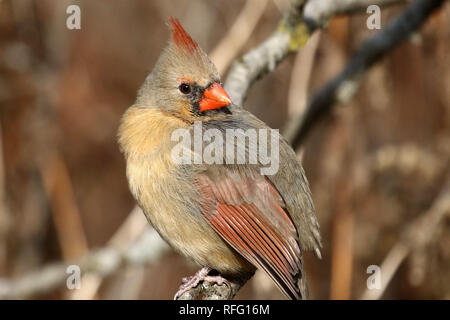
169, 17, 199, 54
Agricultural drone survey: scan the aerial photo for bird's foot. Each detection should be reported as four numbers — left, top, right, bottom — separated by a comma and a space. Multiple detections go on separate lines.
174, 267, 211, 300
174, 267, 231, 300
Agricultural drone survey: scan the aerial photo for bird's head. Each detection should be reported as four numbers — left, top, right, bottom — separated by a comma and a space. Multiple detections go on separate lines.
137, 18, 232, 121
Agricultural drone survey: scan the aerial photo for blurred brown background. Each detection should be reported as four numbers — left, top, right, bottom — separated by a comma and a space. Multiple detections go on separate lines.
0, 0, 449, 299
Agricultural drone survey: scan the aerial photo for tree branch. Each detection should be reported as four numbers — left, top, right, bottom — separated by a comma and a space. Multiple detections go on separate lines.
177, 277, 248, 300
360, 176, 450, 299
224, 0, 309, 106
0, 225, 169, 299
303, 0, 406, 29
288, 0, 445, 147
224, 0, 406, 107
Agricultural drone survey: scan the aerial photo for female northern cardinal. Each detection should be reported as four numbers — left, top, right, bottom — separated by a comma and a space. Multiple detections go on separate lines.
118, 18, 321, 300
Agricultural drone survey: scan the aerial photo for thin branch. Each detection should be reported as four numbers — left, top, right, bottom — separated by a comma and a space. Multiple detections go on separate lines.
282, 31, 321, 145
287, 31, 321, 117
0, 121, 10, 274
360, 177, 450, 299
0, 224, 169, 299
289, 0, 445, 147
209, 0, 269, 74
224, 0, 309, 107
40, 152, 89, 261
177, 277, 248, 300
68, 206, 149, 299
303, 0, 406, 29
224, 0, 406, 107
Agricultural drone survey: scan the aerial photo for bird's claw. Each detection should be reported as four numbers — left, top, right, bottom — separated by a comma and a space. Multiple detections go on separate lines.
174, 267, 230, 300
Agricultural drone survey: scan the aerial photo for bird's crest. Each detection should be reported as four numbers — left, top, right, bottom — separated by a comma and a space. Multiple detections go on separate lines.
169, 17, 199, 55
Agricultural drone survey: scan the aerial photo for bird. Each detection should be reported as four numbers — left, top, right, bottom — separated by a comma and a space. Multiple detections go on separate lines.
118, 17, 321, 300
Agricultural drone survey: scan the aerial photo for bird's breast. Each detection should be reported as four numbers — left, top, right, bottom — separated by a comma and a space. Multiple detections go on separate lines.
118, 107, 251, 273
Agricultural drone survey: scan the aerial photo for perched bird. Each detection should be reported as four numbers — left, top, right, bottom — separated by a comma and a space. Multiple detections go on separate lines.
118, 18, 321, 300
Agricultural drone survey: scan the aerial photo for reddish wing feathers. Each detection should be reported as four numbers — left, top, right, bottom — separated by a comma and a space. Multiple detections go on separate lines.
169, 17, 199, 54
195, 171, 304, 300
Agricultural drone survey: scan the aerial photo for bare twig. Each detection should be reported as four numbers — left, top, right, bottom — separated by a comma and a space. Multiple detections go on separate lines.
287, 32, 321, 117
225, 0, 406, 107
329, 180, 354, 300
209, 0, 269, 74
68, 206, 150, 300
289, 0, 445, 147
225, 0, 309, 107
0, 121, 10, 274
177, 277, 248, 300
0, 225, 169, 299
303, 0, 406, 29
361, 177, 450, 299
282, 31, 321, 145
40, 153, 89, 261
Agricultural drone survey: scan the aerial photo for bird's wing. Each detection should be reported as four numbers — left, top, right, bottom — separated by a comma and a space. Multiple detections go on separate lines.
194, 168, 305, 299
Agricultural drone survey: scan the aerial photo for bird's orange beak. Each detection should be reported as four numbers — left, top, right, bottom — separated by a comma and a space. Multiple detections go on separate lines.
199, 83, 232, 112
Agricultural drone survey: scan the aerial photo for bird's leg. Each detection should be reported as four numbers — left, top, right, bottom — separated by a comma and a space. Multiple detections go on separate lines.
174, 267, 231, 300
174, 267, 211, 300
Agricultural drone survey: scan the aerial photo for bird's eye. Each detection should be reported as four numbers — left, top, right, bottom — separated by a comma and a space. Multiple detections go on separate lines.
179, 83, 191, 94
